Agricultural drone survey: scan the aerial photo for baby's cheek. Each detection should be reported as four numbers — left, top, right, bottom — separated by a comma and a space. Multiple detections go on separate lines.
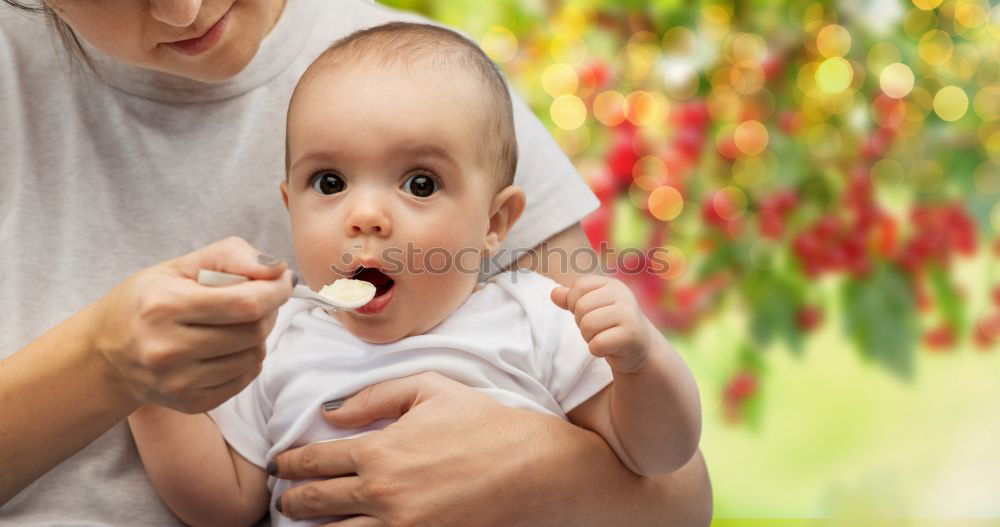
294, 224, 341, 284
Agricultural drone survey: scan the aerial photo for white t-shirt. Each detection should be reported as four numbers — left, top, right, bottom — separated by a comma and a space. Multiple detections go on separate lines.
208, 271, 613, 526
0, 0, 599, 524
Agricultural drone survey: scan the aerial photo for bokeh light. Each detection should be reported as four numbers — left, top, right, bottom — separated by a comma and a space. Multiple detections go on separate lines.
817, 25, 851, 58
592, 91, 628, 126
540, 63, 578, 97
480, 26, 518, 63
648, 186, 684, 221
918, 30, 954, 65
655, 244, 687, 280
550, 94, 587, 130
933, 85, 969, 121
880, 63, 915, 98
734, 120, 769, 156
816, 57, 853, 93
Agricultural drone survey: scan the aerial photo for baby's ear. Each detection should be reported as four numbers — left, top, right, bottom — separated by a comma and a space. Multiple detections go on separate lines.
484, 185, 526, 254
279, 180, 289, 210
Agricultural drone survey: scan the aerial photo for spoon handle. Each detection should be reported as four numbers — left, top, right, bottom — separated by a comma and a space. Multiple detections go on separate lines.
292, 284, 348, 311
196, 269, 348, 311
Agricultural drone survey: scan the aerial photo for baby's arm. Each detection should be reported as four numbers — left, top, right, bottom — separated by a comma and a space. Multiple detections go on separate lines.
552, 276, 701, 476
128, 406, 270, 527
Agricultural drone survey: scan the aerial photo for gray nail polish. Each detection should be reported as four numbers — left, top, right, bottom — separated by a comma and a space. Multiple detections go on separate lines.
257, 253, 282, 266
291, 274, 299, 287
322, 399, 344, 412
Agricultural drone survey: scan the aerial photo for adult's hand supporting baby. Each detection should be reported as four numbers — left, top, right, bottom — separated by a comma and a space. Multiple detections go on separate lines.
270, 371, 713, 526
92, 236, 294, 413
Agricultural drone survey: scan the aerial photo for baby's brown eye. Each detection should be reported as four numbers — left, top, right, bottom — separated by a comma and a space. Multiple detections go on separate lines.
312, 172, 345, 195
403, 173, 438, 198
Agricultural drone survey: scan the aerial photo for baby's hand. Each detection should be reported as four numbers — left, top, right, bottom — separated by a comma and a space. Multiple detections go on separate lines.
551, 276, 655, 374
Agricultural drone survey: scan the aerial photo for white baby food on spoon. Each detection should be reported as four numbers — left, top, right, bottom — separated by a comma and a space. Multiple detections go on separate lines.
319, 278, 377, 306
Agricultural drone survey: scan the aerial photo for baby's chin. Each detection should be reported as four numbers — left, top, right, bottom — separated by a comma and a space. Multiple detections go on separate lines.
334, 312, 428, 345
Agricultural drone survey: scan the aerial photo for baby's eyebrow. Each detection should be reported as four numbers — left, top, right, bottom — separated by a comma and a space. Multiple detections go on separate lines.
396, 143, 459, 171
289, 152, 338, 173
288, 143, 459, 174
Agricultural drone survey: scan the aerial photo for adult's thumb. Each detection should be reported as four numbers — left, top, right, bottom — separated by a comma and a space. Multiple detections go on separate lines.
171, 236, 287, 281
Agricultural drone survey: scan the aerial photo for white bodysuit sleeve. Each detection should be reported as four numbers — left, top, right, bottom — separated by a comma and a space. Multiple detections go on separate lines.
515, 272, 614, 412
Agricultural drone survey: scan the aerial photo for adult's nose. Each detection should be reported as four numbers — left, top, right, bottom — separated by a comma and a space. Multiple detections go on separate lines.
149, 0, 203, 27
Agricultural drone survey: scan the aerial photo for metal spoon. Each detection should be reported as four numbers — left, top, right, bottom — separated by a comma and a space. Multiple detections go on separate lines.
197, 269, 375, 312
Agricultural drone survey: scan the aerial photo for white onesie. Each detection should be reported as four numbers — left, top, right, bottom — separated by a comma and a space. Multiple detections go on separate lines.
208, 270, 614, 526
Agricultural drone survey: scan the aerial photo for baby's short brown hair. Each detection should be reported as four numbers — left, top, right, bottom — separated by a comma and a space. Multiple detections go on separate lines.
288, 22, 519, 191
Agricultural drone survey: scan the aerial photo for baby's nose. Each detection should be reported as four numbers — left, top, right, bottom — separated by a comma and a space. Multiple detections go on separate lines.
346, 206, 391, 237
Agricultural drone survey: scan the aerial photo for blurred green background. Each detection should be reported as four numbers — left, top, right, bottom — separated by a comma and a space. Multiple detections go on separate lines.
382, 0, 1000, 522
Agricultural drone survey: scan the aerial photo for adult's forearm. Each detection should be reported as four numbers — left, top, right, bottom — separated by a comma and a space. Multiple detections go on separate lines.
0, 303, 138, 505
516, 222, 596, 287
548, 425, 713, 527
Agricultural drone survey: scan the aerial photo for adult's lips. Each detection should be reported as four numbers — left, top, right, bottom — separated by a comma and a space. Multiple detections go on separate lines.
165, 9, 230, 56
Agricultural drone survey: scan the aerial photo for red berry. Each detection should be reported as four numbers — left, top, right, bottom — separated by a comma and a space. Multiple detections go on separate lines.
776, 190, 798, 213
582, 205, 611, 249
607, 140, 638, 189
778, 110, 802, 135
923, 325, 957, 351
847, 254, 873, 278
815, 215, 841, 241
761, 55, 784, 79
796, 305, 823, 331
664, 307, 697, 333
727, 372, 758, 400
674, 285, 702, 310
716, 132, 741, 161
873, 216, 899, 257
702, 194, 728, 228
760, 209, 784, 239
678, 100, 710, 130
975, 314, 1000, 349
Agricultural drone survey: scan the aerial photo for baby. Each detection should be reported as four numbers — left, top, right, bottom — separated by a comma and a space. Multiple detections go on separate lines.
128, 22, 701, 526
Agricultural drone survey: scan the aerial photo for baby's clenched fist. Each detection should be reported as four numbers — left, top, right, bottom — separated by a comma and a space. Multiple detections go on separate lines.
551, 276, 656, 374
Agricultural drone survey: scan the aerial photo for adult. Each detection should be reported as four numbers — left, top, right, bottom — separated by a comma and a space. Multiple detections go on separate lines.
0, 0, 712, 524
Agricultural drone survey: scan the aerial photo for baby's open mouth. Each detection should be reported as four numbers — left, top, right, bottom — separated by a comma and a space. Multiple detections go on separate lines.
351, 266, 395, 297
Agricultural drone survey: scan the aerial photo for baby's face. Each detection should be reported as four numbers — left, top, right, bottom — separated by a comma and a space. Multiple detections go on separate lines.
283, 64, 498, 343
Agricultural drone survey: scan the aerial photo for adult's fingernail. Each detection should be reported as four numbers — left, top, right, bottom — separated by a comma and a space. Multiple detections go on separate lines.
258, 253, 283, 266
275, 495, 284, 514
322, 398, 344, 412
291, 274, 299, 287
266, 460, 278, 476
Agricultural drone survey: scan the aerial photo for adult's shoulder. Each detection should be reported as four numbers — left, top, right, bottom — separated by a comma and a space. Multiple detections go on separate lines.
0, 10, 62, 69
0, 10, 73, 103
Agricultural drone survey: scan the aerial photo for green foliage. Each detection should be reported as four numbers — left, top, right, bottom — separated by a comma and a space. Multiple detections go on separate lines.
841, 265, 918, 379
744, 265, 806, 354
